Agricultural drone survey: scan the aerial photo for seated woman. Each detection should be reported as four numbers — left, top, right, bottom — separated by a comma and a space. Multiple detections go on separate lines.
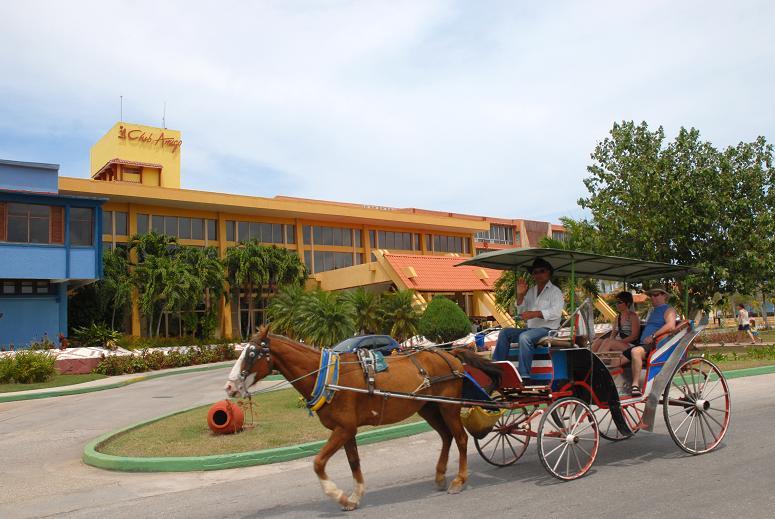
592, 291, 640, 355
619, 286, 676, 397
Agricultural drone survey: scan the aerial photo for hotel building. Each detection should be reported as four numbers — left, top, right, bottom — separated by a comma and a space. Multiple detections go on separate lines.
12, 122, 564, 340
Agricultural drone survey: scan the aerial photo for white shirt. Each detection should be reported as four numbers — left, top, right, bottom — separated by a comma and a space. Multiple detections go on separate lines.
516, 280, 564, 329
737, 308, 749, 326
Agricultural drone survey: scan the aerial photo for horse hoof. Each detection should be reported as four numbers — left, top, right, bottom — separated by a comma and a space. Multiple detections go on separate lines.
341, 500, 359, 511
435, 477, 447, 491
447, 480, 464, 494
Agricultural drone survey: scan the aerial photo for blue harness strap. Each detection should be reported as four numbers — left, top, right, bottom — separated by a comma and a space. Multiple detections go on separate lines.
307, 349, 340, 413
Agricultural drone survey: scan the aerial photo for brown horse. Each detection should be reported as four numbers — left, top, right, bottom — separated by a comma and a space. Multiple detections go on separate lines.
224, 327, 489, 511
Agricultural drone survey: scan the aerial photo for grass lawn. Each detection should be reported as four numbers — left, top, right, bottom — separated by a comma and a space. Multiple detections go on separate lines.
98, 388, 422, 458
0, 373, 107, 393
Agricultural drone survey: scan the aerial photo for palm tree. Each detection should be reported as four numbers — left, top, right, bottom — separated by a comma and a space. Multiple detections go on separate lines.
379, 290, 420, 342
296, 290, 355, 347
264, 246, 307, 295
180, 246, 225, 338
344, 288, 381, 334
266, 284, 308, 339
156, 255, 203, 337
224, 240, 267, 338
101, 248, 132, 329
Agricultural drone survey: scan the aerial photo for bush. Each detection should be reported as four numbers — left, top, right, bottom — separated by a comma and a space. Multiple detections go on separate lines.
9, 350, 57, 384
0, 356, 14, 383
73, 323, 121, 350
418, 296, 472, 343
92, 343, 239, 376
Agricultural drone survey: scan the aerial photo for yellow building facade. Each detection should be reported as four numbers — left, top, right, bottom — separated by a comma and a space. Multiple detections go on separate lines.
59, 122, 564, 338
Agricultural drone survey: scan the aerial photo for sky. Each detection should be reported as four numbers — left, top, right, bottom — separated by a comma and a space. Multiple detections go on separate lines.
1, 1, 774, 222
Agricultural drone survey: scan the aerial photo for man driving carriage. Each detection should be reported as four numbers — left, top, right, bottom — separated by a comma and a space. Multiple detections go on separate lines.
491, 258, 564, 383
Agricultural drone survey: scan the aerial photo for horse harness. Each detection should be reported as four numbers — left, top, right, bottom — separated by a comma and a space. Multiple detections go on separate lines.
405, 348, 464, 394
240, 338, 271, 381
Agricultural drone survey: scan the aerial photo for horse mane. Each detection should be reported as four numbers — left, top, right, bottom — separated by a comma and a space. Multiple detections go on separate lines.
451, 348, 502, 389
249, 327, 322, 355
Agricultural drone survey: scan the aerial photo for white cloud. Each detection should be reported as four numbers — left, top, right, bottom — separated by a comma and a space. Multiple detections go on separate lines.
1, 0, 773, 221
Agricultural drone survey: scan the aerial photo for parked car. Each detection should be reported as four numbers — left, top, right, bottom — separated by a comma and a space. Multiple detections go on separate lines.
332, 335, 400, 355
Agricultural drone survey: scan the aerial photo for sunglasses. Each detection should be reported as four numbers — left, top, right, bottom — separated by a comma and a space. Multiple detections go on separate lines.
532, 268, 549, 274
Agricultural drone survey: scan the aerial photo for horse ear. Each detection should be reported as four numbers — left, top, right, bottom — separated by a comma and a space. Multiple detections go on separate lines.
258, 324, 271, 340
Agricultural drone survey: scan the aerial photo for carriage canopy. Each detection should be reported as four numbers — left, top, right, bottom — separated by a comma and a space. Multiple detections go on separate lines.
457, 248, 700, 282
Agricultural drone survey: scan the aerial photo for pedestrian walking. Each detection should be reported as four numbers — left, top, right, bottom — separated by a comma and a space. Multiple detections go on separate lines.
735, 304, 756, 344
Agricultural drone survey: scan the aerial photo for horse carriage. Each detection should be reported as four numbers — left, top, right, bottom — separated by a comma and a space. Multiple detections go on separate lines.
456, 248, 731, 480
225, 248, 731, 510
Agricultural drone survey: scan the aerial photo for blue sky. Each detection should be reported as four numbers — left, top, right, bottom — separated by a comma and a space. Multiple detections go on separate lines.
1, 1, 774, 222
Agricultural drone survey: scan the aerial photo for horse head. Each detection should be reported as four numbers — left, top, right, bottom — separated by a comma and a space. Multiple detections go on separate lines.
224, 325, 272, 398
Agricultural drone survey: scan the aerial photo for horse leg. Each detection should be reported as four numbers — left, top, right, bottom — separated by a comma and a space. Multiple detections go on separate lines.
314, 427, 359, 511
438, 404, 468, 494
343, 437, 365, 510
418, 404, 453, 490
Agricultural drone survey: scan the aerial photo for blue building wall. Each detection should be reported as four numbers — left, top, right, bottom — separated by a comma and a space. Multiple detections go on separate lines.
0, 159, 104, 348
0, 159, 58, 194
0, 297, 60, 347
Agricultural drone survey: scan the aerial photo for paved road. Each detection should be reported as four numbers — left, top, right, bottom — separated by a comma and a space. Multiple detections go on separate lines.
1, 372, 774, 518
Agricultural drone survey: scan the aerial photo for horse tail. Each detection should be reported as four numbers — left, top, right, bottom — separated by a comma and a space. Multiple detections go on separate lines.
450, 348, 502, 389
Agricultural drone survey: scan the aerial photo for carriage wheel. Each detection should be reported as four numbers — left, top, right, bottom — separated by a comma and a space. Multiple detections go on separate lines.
663, 357, 730, 455
537, 398, 599, 481
595, 401, 645, 442
474, 406, 532, 467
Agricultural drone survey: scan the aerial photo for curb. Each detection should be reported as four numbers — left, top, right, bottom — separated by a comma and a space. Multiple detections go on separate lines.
83, 416, 431, 472
0, 362, 235, 403
82, 363, 775, 473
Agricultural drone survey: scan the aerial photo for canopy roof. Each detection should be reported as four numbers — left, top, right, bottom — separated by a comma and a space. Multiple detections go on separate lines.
457, 248, 700, 282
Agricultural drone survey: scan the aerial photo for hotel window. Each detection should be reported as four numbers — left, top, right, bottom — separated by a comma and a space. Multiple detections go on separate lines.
122, 166, 141, 183
368, 230, 375, 248
115, 212, 128, 235
476, 224, 514, 245
190, 218, 204, 240
6, 203, 50, 244
206, 219, 217, 241
151, 215, 164, 234
103, 211, 113, 235
226, 221, 235, 241
285, 224, 296, 244
0, 279, 53, 296
305, 225, 359, 247
552, 230, 566, 241
375, 231, 416, 250
137, 214, 149, 235
70, 207, 93, 246
313, 251, 355, 274
431, 234, 464, 253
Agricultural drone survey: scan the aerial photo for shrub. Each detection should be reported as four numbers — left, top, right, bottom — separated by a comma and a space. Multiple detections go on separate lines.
0, 356, 14, 383
11, 350, 57, 384
73, 323, 121, 350
418, 296, 472, 343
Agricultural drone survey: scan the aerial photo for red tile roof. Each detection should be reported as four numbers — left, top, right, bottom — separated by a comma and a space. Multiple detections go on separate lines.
93, 158, 164, 178
383, 253, 503, 292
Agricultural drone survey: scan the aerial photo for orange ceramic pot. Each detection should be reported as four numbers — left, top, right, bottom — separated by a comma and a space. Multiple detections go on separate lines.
207, 400, 244, 434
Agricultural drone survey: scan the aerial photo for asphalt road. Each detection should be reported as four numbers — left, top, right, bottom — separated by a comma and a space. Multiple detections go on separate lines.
1, 371, 773, 519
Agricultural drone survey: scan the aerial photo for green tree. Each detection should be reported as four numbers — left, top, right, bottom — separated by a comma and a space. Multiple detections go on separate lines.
179, 246, 225, 339
418, 296, 471, 343
379, 290, 420, 342
296, 290, 355, 347
579, 121, 775, 313
344, 288, 382, 334
224, 240, 267, 338
101, 248, 133, 329
266, 284, 308, 339
130, 233, 180, 336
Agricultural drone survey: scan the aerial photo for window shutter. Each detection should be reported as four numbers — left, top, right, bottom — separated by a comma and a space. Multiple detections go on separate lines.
51, 206, 64, 244
0, 202, 5, 241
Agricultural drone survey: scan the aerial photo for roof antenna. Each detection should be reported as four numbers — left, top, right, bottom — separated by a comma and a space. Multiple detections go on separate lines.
120, 95, 123, 121
162, 101, 167, 129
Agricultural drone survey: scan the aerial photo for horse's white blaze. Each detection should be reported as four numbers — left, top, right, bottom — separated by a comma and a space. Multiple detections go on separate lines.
320, 478, 344, 501
224, 348, 248, 397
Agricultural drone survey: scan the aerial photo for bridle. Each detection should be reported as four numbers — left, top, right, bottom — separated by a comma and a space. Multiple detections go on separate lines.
239, 337, 271, 382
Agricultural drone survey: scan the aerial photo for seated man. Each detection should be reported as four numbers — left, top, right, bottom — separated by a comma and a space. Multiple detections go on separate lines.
620, 286, 676, 397
491, 258, 564, 383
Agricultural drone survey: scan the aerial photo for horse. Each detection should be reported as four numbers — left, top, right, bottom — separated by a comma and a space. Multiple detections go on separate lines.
224, 326, 501, 511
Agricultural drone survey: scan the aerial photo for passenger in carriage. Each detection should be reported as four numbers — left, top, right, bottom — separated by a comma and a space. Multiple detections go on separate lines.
491, 258, 565, 383
620, 286, 676, 397
591, 291, 641, 354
